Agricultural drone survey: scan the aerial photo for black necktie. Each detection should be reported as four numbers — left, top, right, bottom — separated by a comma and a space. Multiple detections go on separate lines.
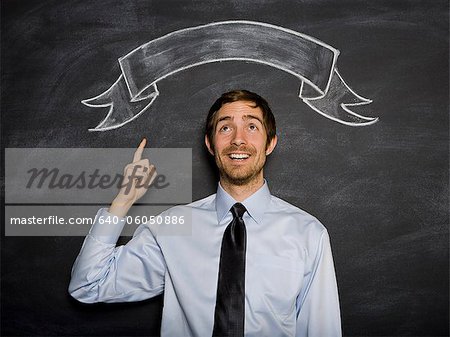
212, 203, 247, 337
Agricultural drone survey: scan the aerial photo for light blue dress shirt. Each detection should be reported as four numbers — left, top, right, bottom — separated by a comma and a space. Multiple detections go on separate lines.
69, 181, 342, 337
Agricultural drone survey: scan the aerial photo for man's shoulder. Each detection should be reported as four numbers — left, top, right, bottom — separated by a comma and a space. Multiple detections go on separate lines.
269, 194, 326, 233
150, 194, 216, 236
162, 193, 216, 215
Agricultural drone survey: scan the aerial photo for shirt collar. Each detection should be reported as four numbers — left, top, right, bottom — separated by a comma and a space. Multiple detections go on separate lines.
215, 180, 271, 225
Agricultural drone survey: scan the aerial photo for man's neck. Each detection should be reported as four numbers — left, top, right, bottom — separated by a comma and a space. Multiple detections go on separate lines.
219, 175, 265, 202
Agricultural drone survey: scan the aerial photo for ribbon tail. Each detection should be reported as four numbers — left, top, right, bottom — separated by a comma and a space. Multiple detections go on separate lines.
82, 74, 159, 132
301, 69, 378, 126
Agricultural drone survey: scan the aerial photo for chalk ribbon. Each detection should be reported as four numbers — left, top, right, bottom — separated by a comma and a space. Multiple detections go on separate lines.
83, 21, 377, 131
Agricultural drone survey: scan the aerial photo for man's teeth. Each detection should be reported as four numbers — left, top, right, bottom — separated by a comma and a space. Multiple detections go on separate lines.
229, 153, 250, 159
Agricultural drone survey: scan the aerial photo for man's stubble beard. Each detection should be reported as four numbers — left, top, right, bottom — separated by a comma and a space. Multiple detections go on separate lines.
214, 146, 266, 187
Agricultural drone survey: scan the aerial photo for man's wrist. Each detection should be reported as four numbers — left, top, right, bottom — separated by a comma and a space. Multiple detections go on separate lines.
89, 208, 127, 244
109, 197, 135, 218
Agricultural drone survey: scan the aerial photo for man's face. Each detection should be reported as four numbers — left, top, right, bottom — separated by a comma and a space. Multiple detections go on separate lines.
205, 101, 277, 186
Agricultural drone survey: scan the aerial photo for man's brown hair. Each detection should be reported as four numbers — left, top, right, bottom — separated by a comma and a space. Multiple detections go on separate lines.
205, 90, 276, 148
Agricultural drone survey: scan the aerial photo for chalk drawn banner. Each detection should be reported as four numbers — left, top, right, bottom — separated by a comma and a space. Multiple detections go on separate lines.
83, 20, 378, 131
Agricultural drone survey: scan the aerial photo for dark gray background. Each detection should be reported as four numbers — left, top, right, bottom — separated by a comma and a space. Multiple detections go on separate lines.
1, 0, 448, 336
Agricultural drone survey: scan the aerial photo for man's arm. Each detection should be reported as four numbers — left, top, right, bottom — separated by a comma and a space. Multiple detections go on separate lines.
69, 138, 165, 303
68, 209, 166, 303
296, 229, 342, 337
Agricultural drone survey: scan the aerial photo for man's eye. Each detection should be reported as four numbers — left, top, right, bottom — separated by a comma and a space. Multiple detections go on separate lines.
248, 124, 258, 131
219, 125, 230, 132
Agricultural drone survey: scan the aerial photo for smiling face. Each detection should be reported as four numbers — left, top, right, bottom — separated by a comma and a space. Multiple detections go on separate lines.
205, 101, 277, 187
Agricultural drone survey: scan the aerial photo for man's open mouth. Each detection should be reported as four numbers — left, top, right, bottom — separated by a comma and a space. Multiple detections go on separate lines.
228, 153, 250, 161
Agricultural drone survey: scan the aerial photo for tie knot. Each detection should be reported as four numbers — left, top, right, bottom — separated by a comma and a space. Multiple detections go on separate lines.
231, 203, 246, 219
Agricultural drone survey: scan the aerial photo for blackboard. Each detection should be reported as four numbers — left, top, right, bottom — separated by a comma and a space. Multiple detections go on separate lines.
1, 0, 448, 336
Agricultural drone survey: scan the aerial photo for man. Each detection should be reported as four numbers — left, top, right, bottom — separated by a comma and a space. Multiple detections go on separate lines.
69, 90, 342, 336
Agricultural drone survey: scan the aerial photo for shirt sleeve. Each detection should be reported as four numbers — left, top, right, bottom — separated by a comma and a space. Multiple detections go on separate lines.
68, 208, 166, 303
295, 229, 342, 337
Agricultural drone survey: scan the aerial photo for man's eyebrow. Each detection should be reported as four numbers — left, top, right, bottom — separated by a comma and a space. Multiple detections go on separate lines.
243, 114, 263, 124
216, 115, 263, 124
217, 116, 232, 123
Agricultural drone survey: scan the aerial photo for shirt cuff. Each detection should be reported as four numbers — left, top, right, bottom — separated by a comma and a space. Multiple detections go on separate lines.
88, 208, 126, 244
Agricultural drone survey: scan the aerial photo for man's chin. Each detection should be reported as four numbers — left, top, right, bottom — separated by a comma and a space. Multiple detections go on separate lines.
223, 176, 252, 186
220, 170, 261, 187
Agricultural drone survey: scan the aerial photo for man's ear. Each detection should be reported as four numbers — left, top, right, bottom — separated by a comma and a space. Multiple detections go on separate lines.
205, 135, 215, 155
265, 135, 278, 155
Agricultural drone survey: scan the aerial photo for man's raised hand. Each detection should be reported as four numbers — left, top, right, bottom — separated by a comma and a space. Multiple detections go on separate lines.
109, 138, 157, 217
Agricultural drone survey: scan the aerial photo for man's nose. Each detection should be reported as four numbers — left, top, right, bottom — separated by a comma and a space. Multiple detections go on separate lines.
231, 127, 246, 146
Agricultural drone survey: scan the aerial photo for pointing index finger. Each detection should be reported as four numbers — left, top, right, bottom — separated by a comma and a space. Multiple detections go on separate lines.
133, 138, 146, 163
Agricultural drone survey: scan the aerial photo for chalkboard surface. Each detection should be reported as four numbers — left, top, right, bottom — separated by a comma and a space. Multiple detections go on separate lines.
1, 0, 448, 336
